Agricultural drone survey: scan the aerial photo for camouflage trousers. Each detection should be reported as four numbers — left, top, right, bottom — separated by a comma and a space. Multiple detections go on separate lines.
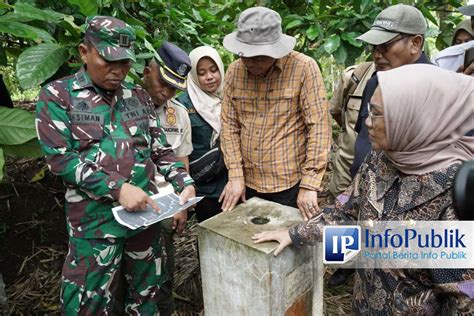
61, 224, 168, 315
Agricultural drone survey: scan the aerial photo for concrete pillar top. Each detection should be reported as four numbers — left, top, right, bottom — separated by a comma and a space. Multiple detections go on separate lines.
199, 197, 304, 255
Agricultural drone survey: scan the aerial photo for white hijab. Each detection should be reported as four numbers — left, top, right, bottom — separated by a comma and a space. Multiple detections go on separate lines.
188, 46, 225, 144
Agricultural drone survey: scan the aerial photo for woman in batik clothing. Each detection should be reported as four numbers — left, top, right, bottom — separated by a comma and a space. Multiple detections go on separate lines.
253, 64, 474, 314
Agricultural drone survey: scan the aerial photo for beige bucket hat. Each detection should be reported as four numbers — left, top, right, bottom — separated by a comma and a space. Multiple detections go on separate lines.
223, 7, 296, 59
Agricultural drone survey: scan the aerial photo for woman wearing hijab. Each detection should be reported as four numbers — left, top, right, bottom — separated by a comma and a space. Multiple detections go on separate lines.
253, 65, 474, 314
453, 19, 473, 45
176, 46, 227, 222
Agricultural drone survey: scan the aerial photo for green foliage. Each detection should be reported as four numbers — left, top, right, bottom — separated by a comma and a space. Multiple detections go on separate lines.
16, 43, 69, 89
0, 0, 467, 179
0, 107, 42, 181
0, 0, 467, 89
0, 147, 4, 180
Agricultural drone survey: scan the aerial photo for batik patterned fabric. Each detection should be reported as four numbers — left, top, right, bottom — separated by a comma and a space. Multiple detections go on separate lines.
289, 151, 474, 315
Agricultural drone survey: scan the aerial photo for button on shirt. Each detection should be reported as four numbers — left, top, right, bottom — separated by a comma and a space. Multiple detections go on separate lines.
221, 51, 331, 193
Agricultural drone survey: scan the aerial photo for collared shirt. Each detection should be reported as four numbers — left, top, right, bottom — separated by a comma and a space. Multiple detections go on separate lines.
155, 98, 193, 158
221, 51, 331, 193
36, 69, 193, 238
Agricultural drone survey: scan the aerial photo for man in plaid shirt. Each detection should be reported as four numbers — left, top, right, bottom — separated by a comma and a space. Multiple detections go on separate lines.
220, 7, 331, 220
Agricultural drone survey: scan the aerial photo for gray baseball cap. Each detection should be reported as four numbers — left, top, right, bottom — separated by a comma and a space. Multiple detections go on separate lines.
459, 4, 474, 16
357, 4, 427, 45
223, 6, 296, 59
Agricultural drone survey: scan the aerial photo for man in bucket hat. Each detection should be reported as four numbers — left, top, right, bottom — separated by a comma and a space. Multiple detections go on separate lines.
219, 7, 331, 221
35, 16, 195, 314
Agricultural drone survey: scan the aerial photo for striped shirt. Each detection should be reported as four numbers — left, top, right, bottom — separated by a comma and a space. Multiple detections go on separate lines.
221, 51, 331, 193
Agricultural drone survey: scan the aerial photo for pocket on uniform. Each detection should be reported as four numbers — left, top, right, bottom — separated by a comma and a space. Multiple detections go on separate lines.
124, 117, 151, 152
345, 96, 363, 129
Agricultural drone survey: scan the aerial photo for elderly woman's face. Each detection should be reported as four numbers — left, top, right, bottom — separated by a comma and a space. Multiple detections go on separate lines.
365, 87, 389, 151
197, 57, 221, 94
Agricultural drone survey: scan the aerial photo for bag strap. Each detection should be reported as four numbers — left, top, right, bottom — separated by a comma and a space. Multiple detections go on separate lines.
347, 62, 372, 97
342, 62, 373, 110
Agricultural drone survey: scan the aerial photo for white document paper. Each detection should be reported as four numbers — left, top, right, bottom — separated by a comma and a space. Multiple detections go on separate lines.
112, 192, 203, 230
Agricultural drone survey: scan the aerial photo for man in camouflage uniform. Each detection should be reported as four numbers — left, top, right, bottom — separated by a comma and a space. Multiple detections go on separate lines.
35, 16, 195, 315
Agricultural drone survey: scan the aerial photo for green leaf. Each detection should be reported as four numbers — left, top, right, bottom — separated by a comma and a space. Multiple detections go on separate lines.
0, 107, 37, 145
0, 46, 6, 66
14, 2, 65, 23
16, 43, 68, 89
192, 8, 202, 22
0, 3, 12, 9
67, 0, 98, 17
306, 25, 319, 41
2, 139, 42, 158
333, 44, 348, 64
419, 5, 437, 27
341, 32, 362, 47
425, 27, 441, 38
136, 52, 154, 59
0, 147, 4, 181
323, 34, 340, 54
286, 19, 304, 30
0, 21, 54, 42
0, 12, 34, 23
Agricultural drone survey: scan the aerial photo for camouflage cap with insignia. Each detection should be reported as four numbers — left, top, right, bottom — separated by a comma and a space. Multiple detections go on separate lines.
85, 15, 136, 62
155, 41, 191, 91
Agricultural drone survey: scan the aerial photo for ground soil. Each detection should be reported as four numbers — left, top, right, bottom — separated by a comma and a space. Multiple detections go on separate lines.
0, 159, 67, 285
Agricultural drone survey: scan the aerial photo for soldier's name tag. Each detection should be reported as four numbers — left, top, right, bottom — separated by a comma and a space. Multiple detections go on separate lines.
71, 111, 104, 125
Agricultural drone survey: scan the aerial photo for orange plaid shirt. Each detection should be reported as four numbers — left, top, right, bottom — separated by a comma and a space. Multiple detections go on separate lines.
221, 51, 331, 193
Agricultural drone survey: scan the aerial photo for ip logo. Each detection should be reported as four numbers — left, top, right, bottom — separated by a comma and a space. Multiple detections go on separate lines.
323, 226, 361, 264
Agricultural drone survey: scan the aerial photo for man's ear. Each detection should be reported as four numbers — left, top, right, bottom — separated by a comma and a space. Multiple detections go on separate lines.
79, 44, 89, 64
143, 66, 152, 86
411, 35, 424, 53
143, 66, 151, 78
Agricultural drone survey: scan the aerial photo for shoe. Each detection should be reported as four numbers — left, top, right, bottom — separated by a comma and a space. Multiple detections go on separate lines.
327, 268, 354, 287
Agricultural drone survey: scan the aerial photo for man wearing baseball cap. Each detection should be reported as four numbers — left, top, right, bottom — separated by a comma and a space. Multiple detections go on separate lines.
220, 7, 331, 221
35, 16, 195, 314
142, 41, 193, 315
351, 4, 431, 178
329, 4, 432, 287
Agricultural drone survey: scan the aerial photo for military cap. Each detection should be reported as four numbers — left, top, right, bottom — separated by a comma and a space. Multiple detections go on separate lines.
84, 16, 136, 62
155, 41, 191, 91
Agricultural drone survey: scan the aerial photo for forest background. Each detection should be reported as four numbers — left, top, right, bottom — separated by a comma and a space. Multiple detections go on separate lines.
0, 0, 469, 175
0, 0, 469, 313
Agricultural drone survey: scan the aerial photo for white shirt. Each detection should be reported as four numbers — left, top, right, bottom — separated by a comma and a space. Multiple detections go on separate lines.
432, 41, 474, 71
155, 98, 193, 158
154, 98, 193, 195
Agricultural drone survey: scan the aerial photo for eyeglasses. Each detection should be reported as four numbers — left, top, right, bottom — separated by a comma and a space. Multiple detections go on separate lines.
368, 102, 383, 120
366, 34, 410, 54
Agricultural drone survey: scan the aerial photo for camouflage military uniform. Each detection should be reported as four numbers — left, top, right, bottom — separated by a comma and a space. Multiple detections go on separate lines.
35, 16, 194, 315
